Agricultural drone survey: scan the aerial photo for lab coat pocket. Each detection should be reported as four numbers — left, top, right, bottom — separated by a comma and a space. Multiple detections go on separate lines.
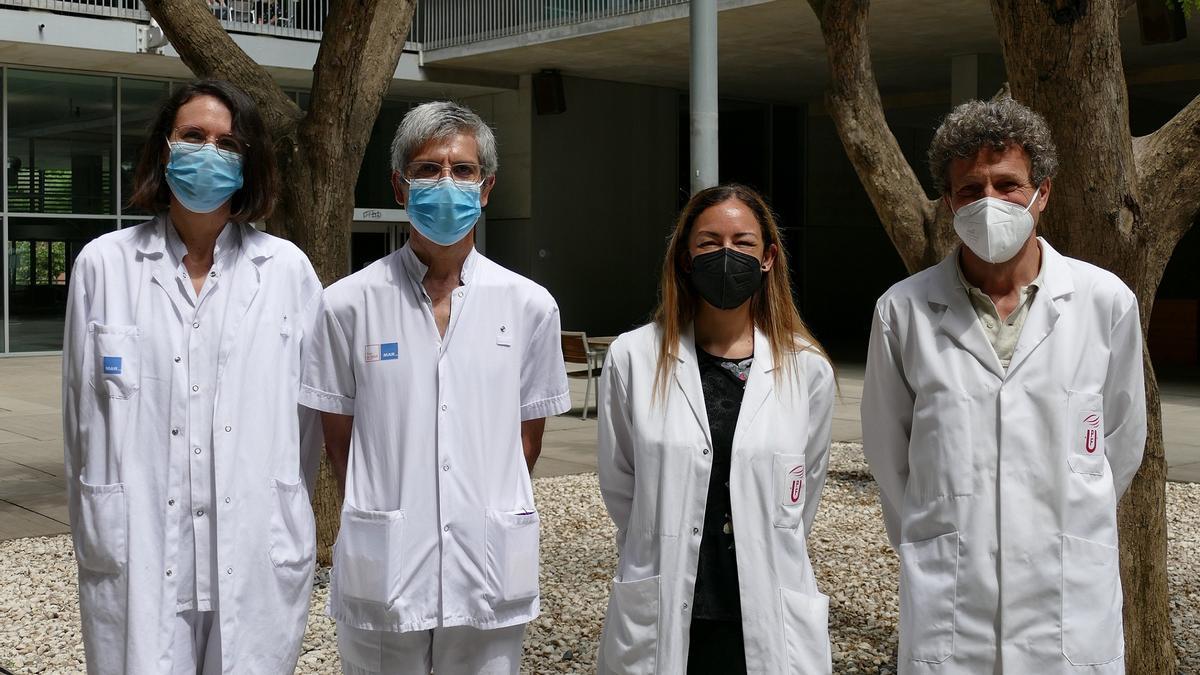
267, 479, 315, 568
89, 324, 140, 399
485, 509, 540, 604
75, 479, 128, 575
602, 575, 660, 675
899, 531, 958, 664
1067, 391, 1105, 476
772, 453, 807, 529
779, 588, 833, 674
1061, 534, 1123, 665
335, 505, 405, 608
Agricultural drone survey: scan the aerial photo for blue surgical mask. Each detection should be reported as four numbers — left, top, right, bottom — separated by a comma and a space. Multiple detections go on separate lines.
405, 177, 482, 246
165, 141, 244, 214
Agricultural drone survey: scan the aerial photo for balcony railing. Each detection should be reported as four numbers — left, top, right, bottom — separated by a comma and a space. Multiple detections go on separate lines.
416, 0, 689, 50
1, 0, 691, 48
0, 0, 331, 40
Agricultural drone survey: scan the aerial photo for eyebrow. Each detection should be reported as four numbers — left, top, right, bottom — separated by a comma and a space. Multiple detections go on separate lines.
694, 229, 759, 238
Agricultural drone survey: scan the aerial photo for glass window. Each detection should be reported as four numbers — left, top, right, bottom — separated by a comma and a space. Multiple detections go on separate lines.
7, 217, 116, 352
121, 78, 171, 215
7, 70, 117, 216
354, 99, 411, 210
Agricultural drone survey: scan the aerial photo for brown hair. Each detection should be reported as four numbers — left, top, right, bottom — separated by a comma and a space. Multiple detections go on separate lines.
652, 183, 829, 400
127, 79, 277, 223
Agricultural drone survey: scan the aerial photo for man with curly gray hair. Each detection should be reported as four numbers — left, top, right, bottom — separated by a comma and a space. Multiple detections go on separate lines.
300, 101, 571, 674
862, 98, 1146, 674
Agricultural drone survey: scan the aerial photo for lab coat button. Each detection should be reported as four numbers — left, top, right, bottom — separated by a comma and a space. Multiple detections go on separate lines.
224, 497, 231, 504
224, 426, 232, 432
682, 602, 688, 610
443, 525, 450, 532
442, 464, 450, 471
193, 322, 200, 329
192, 385, 200, 392
166, 569, 173, 577
194, 447, 202, 455
174, 356, 181, 363
168, 499, 176, 506
226, 568, 233, 575
171, 428, 180, 436
441, 404, 448, 411
702, 448, 709, 455
195, 509, 204, 517
692, 527, 700, 535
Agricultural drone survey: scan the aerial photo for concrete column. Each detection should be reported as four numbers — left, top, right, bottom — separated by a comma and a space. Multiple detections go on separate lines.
951, 53, 1006, 106
690, 0, 718, 194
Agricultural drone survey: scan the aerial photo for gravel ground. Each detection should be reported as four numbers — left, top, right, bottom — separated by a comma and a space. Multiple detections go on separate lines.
3, 442, 1198, 673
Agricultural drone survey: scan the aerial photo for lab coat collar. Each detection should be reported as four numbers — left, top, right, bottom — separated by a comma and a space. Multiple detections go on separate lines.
396, 241, 480, 303
164, 216, 241, 272
1006, 239, 1073, 376
136, 216, 275, 266
928, 237, 1074, 380
673, 324, 776, 449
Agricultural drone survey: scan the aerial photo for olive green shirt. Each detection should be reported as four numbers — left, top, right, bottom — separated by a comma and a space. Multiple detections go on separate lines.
955, 250, 1045, 371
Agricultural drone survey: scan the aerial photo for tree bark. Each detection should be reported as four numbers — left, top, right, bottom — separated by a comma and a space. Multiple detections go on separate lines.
142, 0, 419, 565
807, 1, 1200, 673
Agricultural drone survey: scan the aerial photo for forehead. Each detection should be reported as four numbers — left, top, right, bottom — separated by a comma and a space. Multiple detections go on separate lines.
947, 143, 1032, 186
411, 132, 480, 162
692, 198, 761, 236
174, 94, 233, 131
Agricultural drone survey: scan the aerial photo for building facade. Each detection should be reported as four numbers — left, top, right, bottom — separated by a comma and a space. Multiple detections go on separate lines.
1, 0, 1198, 365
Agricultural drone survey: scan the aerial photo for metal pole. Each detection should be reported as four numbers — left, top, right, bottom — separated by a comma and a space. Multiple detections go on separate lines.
689, 0, 718, 194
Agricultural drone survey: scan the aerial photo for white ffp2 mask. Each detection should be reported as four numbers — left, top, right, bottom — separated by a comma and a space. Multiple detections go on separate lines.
952, 188, 1040, 264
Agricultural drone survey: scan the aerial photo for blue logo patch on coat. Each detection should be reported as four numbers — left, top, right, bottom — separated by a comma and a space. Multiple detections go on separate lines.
102, 357, 122, 375
380, 343, 399, 361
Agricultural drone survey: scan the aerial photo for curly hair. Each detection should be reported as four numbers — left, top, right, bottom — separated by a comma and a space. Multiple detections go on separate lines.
928, 98, 1058, 196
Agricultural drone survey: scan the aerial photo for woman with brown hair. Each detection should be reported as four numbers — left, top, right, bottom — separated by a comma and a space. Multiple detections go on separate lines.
61, 79, 323, 674
596, 183, 835, 674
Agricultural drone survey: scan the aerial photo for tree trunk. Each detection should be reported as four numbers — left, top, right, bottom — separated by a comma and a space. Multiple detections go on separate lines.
142, 0, 419, 565
807, 1, 1200, 672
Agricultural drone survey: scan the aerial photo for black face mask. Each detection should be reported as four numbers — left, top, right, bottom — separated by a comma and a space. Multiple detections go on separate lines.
689, 247, 764, 310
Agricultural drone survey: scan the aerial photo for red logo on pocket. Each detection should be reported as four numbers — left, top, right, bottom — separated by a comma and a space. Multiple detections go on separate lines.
788, 465, 804, 504
1083, 413, 1101, 454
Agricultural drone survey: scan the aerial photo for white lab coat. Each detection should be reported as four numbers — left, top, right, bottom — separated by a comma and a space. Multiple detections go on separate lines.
862, 238, 1146, 674
62, 218, 324, 675
597, 324, 835, 675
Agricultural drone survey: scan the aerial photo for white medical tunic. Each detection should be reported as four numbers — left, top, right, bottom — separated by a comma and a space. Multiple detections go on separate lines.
163, 220, 237, 613
300, 244, 571, 633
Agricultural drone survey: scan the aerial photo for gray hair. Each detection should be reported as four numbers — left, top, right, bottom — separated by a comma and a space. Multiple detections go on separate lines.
390, 101, 498, 178
928, 98, 1058, 196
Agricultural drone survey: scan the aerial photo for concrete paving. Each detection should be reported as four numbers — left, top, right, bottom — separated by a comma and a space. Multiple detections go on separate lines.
2, 355, 1198, 541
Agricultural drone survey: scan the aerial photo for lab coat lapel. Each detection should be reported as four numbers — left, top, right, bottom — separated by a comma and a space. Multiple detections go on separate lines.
1006, 238, 1073, 377
215, 225, 268, 382
930, 254, 1005, 380
733, 329, 774, 446
137, 217, 181, 319
674, 328, 713, 449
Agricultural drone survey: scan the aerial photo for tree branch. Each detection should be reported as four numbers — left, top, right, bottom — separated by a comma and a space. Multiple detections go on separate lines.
805, 0, 944, 273
142, 0, 302, 139
272, 0, 417, 280
1135, 92, 1200, 239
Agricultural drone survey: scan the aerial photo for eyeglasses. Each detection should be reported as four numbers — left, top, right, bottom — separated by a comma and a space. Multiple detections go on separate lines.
401, 161, 485, 185
169, 125, 245, 163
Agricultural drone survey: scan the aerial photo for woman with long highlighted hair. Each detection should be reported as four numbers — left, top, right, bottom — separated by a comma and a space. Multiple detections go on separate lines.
597, 183, 835, 674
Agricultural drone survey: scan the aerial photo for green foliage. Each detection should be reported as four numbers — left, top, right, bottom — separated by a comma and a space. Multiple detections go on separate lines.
1168, 0, 1200, 18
